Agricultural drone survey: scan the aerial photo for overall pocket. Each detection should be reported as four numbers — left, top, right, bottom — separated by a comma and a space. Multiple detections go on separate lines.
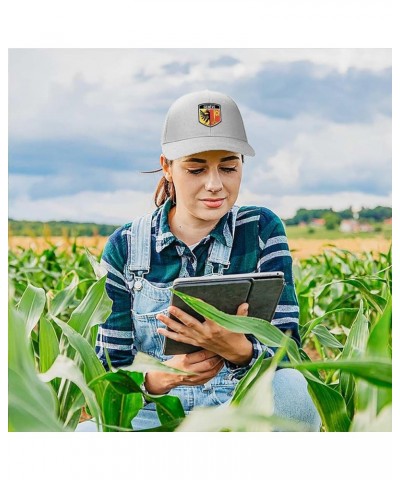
131, 278, 172, 359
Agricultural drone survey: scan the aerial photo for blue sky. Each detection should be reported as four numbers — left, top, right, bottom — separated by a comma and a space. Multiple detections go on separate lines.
8, 48, 392, 224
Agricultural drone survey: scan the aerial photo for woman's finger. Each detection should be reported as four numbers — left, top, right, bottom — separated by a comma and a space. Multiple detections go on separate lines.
156, 312, 189, 335
168, 306, 204, 329
156, 327, 199, 347
236, 302, 249, 316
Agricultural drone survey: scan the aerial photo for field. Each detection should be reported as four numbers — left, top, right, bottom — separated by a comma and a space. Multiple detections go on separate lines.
8, 233, 392, 432
9, 233, 392, 260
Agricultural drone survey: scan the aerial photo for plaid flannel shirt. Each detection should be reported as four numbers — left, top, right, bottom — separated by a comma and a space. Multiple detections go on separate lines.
96, 199, 300, 379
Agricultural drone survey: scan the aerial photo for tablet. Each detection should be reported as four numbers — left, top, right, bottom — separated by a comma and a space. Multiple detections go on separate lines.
162, 271, 285, 355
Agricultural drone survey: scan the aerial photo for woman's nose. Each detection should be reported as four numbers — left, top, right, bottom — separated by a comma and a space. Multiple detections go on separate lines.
204, 171, 223, 192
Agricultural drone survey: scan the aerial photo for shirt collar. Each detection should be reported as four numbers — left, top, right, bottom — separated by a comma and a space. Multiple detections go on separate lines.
155, 198, 235, 253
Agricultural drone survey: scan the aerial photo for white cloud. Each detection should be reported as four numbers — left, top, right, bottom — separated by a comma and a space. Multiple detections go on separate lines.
9, 190, 156, 224
9, 48, 391, 142
245, 114, 391, 197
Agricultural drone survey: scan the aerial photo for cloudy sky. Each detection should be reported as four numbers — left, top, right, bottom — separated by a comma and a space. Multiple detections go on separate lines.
8, 48, 392, 224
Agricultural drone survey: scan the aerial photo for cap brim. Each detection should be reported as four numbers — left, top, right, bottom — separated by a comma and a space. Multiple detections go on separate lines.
162, 136, 255, 160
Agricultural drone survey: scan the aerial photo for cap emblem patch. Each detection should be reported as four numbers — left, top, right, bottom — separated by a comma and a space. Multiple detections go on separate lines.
198, 103, 221, 127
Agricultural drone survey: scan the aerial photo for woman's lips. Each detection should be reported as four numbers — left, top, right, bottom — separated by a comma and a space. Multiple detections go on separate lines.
201, 198, 225, 208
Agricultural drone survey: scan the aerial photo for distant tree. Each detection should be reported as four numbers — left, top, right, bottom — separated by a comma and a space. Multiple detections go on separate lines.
337, 208, 353, 220
323, 212, 341, 230
359, 206, 392, 222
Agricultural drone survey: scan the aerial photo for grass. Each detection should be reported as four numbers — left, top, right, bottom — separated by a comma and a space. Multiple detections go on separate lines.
285, 223, 392, 240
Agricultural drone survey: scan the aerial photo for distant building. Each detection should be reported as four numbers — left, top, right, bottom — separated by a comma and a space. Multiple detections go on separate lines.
310, 218, 326, 227
359, 223, 374, 232
340, 219, 373, 233
340, 219, 359, 233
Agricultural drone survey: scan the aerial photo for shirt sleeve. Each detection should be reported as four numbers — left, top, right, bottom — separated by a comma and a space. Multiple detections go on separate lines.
95, 226, 137, 369
224, 209, 300, 379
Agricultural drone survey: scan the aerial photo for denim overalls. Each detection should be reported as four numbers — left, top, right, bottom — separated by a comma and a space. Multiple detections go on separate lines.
125, 209, 241, 414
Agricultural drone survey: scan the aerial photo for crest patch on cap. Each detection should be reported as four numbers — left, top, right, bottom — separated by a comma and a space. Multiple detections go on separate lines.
198, 103, 221, 127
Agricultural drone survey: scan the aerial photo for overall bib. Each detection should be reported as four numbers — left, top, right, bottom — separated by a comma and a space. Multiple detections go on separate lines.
125, 209, 241, 418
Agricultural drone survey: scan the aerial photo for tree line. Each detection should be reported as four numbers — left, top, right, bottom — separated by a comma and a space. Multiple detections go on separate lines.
284, 206, 392, 226
8, 219, 119, 237
9, 205, 392, 237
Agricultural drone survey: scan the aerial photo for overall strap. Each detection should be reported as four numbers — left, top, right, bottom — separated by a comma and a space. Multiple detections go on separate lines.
126, 213, 153, 291
204, 205, 240, 276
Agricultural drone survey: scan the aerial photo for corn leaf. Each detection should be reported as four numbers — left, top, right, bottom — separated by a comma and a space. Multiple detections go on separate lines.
16, 283, 46, 337
340, 301, 369, 416
312, 324, 344, 348
102, 385, 143, 432
39, 315, 61, 391
48, 271, 79, 317
68, 275, 112, 339
52, 315, 106, 407
8, 305, 64, 432
289, 359, 391, 388
367, 294, 391, 359
39, 355, 102, 431
124, 351, 197, 376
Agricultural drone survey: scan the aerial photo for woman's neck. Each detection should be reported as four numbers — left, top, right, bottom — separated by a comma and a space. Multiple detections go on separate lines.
168, 205, 219, 246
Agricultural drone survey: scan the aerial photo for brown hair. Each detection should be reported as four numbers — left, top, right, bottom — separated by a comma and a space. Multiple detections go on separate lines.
141, 159, 175, 207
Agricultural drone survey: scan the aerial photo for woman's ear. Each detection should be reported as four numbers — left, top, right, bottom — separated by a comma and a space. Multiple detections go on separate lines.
160, 154, 172, 181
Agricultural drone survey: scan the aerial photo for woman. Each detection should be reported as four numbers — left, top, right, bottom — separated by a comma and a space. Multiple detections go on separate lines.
79, 90, 320, 431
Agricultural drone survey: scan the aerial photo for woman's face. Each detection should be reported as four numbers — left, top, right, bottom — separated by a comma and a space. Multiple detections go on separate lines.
161, 150, 243, 224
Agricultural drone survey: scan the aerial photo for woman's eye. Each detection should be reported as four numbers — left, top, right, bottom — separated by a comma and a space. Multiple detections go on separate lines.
187, 169, 204, 175
221, 167, 237, 173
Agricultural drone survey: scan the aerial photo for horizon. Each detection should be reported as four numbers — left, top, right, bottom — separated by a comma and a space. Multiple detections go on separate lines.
8, 203, 392, 226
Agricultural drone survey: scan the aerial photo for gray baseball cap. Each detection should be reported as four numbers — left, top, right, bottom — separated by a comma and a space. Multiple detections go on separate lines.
161, 90, 255, 160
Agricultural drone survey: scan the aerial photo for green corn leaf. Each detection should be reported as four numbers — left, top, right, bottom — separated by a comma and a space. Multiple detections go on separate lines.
339, 279, 386, 313
39, 316, 60, 373
312, 324, 344, 349
124, 351, 197, 376
16, 283, 46, 338
64, 392, 86, 428
230, 354, 273, 406
287, 359, 391, 388
367, 294, 391, 359
39, 315, 60, 391
351, 402, 392, 432
102, 385, 143, 432
85, 248, 107, 280
8, 305, 64, 432
153, 395, 186, 426
52, 315, 106, 407
68, 275, 113, 339
93, 370, 143, 395
91, 367, 186, 428
48, 271, 79, 317
302, 307, 359, 337
306, 380, 351, 432
8, 368, 65, 432
38, 355, 102, 431
340, 301, 369, 417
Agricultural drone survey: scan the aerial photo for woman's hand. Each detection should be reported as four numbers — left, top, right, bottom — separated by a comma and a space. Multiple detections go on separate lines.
156, 303, 253, 367
144, 349, 224, 395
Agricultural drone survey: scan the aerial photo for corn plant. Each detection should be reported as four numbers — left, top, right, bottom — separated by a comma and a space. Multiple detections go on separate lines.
8, 246, 392, 431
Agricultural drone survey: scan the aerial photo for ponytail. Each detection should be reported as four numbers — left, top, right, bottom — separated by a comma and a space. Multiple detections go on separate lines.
154, 175, 176, 207
141, 158, 175, 207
